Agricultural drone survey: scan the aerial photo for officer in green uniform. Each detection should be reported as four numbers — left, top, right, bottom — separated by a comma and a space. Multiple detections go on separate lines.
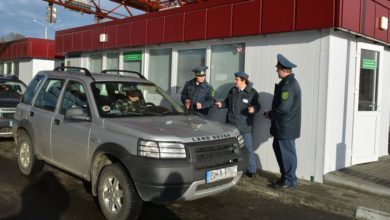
263, 54, 301, 189
215, 72, 260, 177
181, 66, 215, 115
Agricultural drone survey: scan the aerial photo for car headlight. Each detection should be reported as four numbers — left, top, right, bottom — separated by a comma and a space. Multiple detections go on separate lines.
237, 135, 245, 148
138, 140, 186, 159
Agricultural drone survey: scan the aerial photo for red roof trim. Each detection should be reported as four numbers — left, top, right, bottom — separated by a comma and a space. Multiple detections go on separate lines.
56, 0, 390, 54
0, 38, 56, 61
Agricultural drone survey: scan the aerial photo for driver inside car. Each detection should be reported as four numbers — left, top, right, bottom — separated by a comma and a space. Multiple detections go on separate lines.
115, 89, 145, 113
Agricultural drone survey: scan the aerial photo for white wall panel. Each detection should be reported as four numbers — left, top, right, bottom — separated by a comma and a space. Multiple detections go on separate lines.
323, 32, 355, 174
245, 30, 330, 181
378, 49, 390, 156
32, 59, 54, 83
19, 60, 33, 85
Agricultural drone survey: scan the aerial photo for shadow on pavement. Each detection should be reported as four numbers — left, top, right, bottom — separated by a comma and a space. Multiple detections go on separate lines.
137, 172, 184, 220
2, 171, 70, 220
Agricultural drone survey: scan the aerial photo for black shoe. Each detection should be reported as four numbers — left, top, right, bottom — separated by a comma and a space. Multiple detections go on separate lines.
245, 170, 256, 178
272, 178, 285, 185
270, 182, 295, 189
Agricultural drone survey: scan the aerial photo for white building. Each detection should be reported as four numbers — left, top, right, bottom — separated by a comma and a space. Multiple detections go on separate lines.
0, 38, 59, 84
55, 0, 390, 182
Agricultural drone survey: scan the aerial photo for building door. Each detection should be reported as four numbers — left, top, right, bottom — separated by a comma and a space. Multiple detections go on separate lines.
352, 43, 383, 165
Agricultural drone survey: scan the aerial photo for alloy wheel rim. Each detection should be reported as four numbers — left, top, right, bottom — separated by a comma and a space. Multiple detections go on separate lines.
19, 142, 30, 168
102, 175, 124, 214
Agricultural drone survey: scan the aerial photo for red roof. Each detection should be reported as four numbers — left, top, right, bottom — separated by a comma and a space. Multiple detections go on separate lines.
0, 38, 56, 61
56, 0, 390, 54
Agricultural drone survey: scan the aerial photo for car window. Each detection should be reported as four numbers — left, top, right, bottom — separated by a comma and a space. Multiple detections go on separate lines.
21, 75, 45, 105
60, 81, 89, 115
33, 79, 64, 112
92, 82, 184, 117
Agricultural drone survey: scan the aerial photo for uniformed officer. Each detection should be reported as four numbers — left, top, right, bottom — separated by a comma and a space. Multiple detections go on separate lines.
181, 66, 215, 115
215, 72, 260, 177
263, 54, 302, 189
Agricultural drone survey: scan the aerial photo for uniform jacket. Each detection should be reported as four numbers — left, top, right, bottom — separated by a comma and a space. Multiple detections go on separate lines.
269, 74, 301, 139
221, 85, 260, 133
181, 79, 215, 115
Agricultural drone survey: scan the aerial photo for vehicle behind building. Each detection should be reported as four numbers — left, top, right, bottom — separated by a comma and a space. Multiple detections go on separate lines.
12, 67, 246, 220
0, 76, 26, 137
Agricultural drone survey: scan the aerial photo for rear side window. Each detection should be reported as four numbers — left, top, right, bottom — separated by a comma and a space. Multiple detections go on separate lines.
60, 81, 89, 114
33, 79, 65, 112
21, 75, 45, 105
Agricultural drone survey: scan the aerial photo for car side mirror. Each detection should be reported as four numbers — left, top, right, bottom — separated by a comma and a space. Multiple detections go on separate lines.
65, 108, 91, 122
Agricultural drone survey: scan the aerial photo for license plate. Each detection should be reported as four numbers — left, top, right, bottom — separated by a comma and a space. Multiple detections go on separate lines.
9, 120, 12, 127
206, 165, 237, 183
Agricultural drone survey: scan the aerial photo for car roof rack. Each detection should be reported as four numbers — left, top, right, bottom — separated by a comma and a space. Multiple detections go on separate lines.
101, 69, 146, 79
54, 66, 92, 77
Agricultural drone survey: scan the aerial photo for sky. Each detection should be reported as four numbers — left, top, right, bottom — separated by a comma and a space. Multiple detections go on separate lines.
0, 0, 140, 40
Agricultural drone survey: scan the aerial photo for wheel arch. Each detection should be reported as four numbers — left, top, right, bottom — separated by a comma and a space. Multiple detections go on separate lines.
90, 143, 134, 196
15, 119, 35, 152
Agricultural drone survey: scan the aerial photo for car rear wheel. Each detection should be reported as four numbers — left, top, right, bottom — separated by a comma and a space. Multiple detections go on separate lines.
17, 130, 44, 175
97, 163, 142, 220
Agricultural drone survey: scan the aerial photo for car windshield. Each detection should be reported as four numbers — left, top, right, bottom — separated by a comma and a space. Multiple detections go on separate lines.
92, 82, 185, 118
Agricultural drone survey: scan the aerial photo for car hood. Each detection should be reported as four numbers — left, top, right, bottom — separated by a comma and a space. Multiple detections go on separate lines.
103, 115, 239, 142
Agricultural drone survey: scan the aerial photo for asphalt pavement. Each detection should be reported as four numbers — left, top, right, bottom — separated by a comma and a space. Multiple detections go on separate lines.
237, 156, 390, 220
0, 137, 389, 220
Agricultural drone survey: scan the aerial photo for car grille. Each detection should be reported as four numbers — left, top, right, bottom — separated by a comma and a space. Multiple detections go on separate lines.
0, 127, 12, 133
0, 112, 14, 119
0, 108, 15, 119
186, 137, 239, 170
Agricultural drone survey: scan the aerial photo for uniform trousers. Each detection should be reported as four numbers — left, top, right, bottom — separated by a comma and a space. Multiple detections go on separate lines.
272, 138, 297, 186
241, 132, 257, 174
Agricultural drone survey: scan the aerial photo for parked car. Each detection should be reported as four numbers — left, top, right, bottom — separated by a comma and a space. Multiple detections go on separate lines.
0, 75, 26, 137
13, 67, 246, 220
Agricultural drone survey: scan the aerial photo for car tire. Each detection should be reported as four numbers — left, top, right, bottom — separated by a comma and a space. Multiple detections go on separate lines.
17, 130, 44, 176
97, 163, 142, 220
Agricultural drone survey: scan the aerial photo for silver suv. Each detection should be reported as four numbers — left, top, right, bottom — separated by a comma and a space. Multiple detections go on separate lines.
13, 67, 246, 220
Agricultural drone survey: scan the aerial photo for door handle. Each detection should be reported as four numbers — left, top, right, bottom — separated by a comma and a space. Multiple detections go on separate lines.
54, 119, 60, 125
29, 111, 34, 117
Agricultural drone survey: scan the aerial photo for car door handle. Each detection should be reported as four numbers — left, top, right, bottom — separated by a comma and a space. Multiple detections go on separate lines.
29, 111, 34, 117
54, 119, 60, 125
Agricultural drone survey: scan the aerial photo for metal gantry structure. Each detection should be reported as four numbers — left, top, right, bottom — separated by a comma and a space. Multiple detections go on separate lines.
44, 0, 205, 20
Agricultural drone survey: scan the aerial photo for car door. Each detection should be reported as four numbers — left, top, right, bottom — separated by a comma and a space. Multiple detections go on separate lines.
51, 80, 92, 176
29, 78, 65, 161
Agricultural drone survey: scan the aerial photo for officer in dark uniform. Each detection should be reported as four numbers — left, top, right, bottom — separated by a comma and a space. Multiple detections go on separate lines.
181, 66, 215, 115
263, 54, 301, 189
215, 72, 260, 177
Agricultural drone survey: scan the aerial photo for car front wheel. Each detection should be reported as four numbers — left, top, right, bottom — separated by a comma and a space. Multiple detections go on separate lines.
97, 163, 142, 220
17, 130, 44, 176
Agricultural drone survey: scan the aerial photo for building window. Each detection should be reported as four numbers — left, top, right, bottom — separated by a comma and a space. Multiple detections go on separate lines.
0, 63, 3, 75
358, 49, 379, 111
149, 49, 172, 92
6, 63, 12, 76
123, 51, 142, 74
106, 52, 119, 70
210, 43, 245, 99
89, 54, 103, 73
177, 49, 206, 92
14, 61, 19, 76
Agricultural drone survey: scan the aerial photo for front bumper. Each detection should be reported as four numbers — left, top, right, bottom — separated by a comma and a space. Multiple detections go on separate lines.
123, 138, 246, 203
0, 119, 13, 137
0, 108, 15, 138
